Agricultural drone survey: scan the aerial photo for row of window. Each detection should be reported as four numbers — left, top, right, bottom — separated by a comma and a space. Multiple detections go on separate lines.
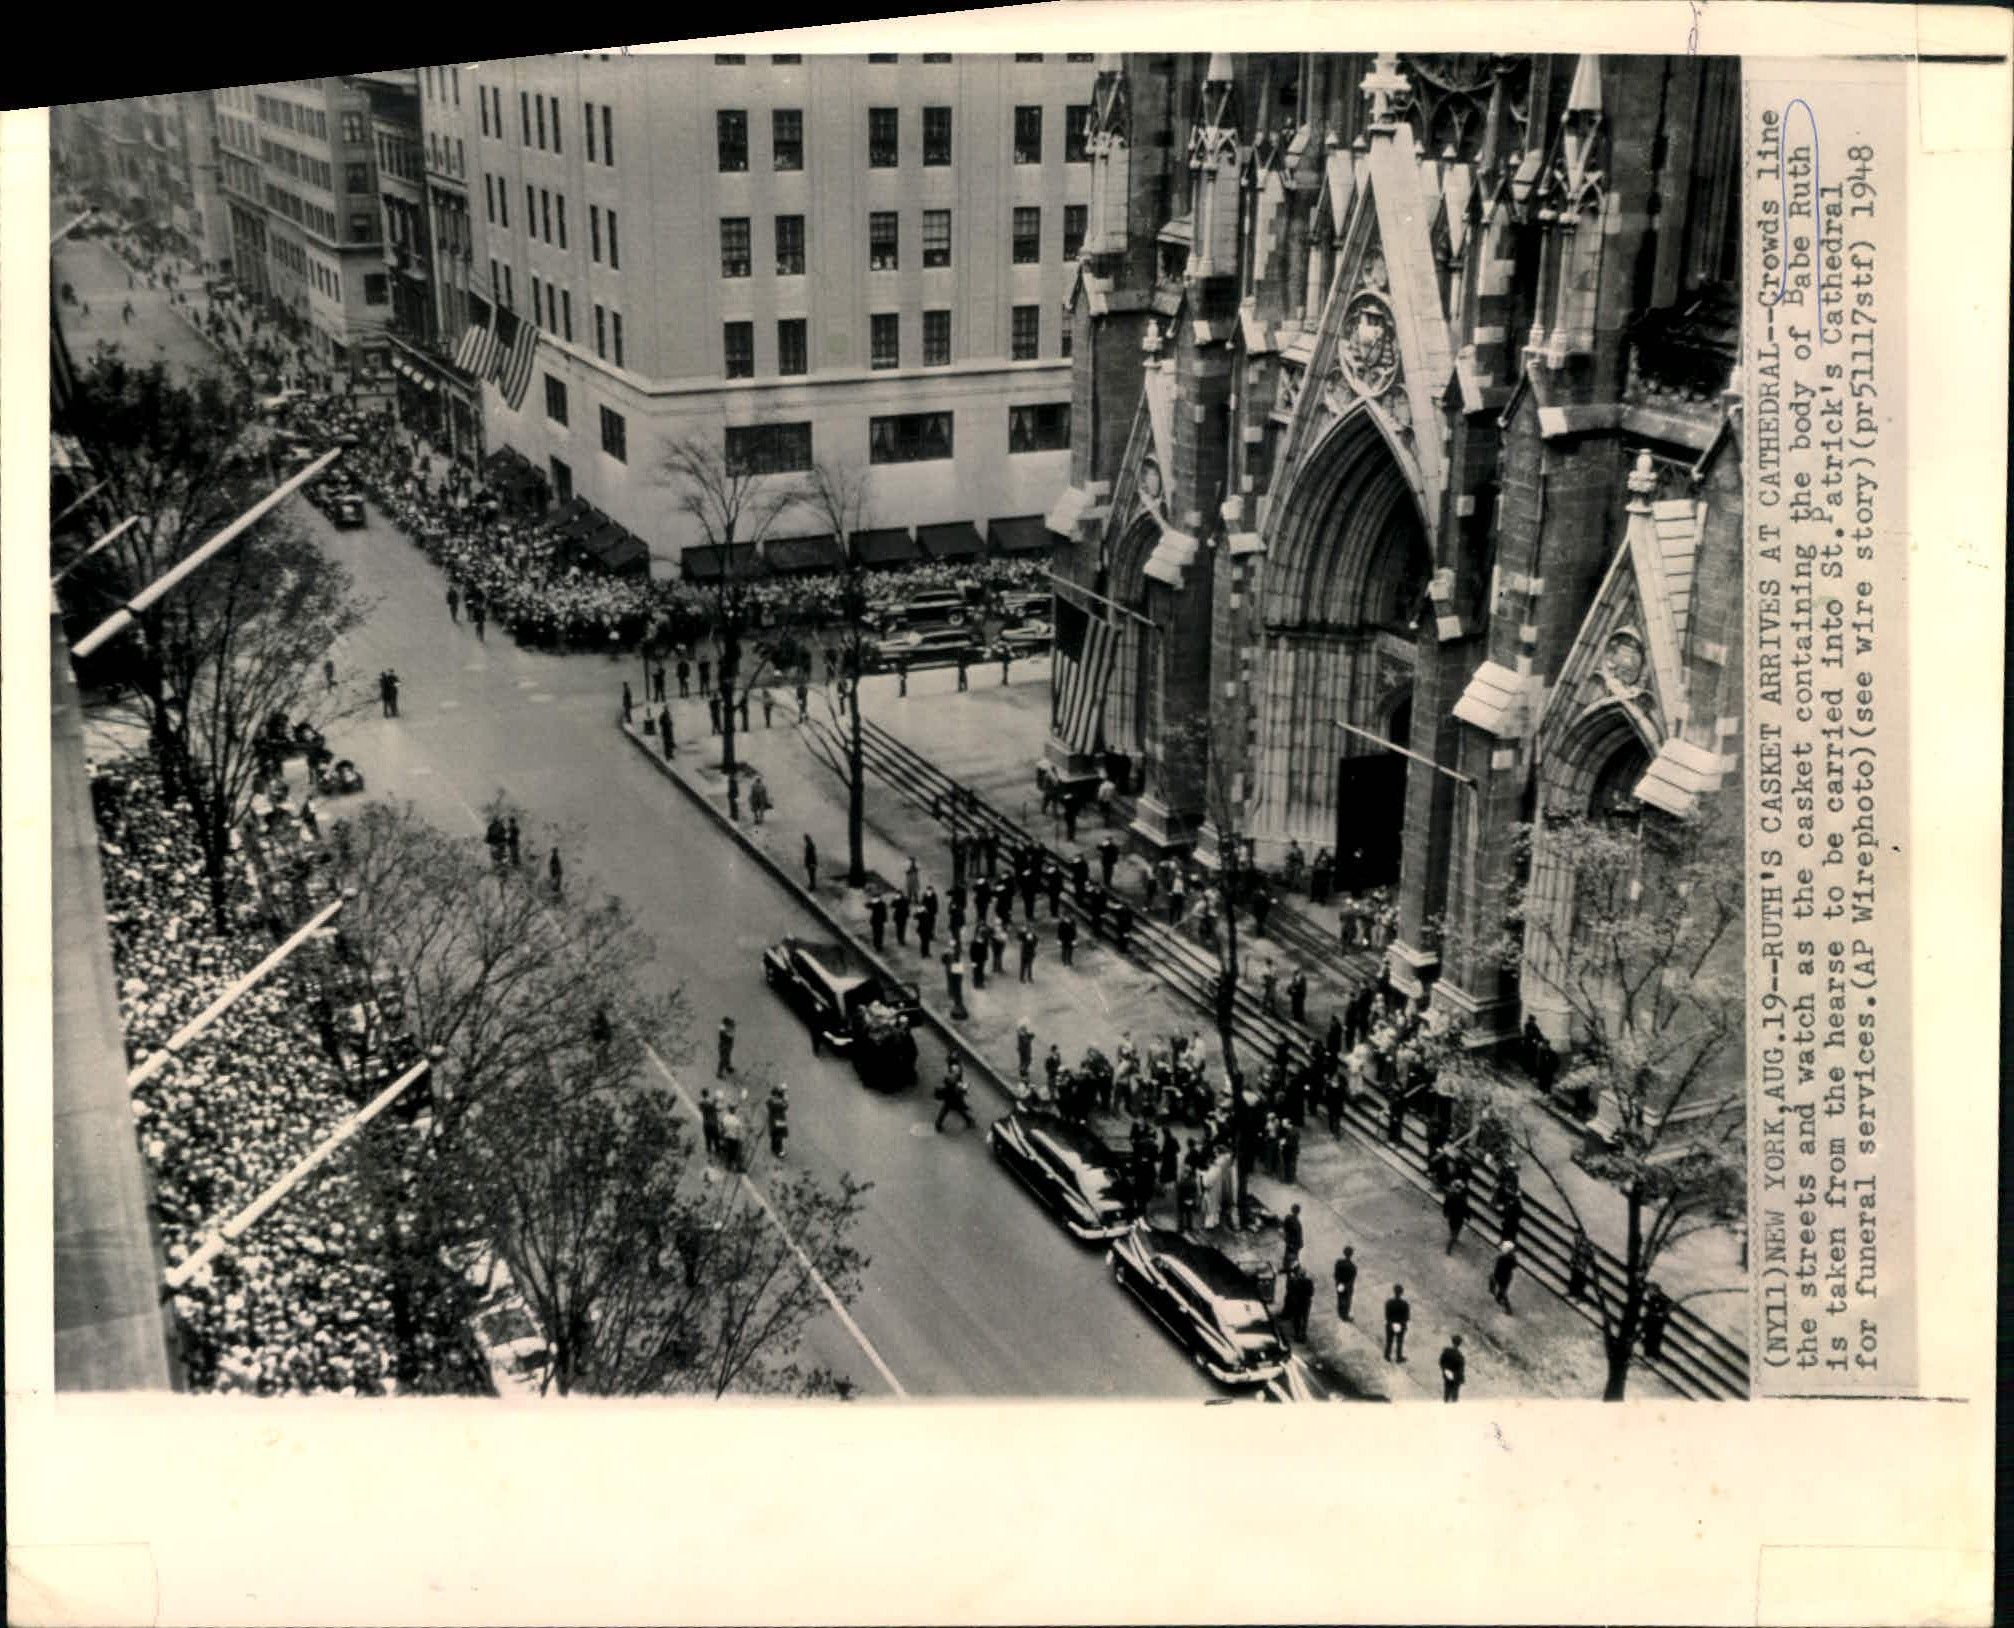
258, 139, 335, 192
376, 131, 423, 184
254, 93, 330, 143
486, 175, 624, 268
713, 404, 1069, 474
426, 130, 467, 178
711, 103, 1089, 172
262, 182, 360, 242
479, 85, 618, 169
713, 204, 1086, 278
541, 377, 632, 461
490, 257, 627, 369
422, 65, 462, 108
721, 300, 1062, 378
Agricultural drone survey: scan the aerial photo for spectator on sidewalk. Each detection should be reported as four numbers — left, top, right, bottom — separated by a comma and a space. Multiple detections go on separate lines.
1490, 1241, 1519, 1313
1383, 1285, 1410, 1362
1439, 1334, 1466, 1401
1333, 1247, 1357, 1321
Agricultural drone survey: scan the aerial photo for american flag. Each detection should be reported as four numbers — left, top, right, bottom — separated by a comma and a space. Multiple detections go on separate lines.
490, 304, 540, 412
1051, 592, 1118, 754
453, 296, 501, 380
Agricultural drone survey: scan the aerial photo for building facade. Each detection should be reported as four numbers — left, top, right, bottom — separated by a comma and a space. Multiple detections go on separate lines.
57, 94, 230, 269
212, 78, 395, 381
1048, 51, 1742, 1041
448, 51, 1099, 568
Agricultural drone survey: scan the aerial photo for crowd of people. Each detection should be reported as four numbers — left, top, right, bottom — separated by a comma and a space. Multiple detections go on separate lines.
93, 756, 477, 1395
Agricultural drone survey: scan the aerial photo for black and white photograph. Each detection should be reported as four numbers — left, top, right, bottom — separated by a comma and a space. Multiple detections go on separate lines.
13, 9, 2003, 1624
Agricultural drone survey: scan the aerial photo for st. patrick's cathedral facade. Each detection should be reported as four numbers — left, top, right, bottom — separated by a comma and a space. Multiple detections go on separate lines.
1045, 51, 1743, 1041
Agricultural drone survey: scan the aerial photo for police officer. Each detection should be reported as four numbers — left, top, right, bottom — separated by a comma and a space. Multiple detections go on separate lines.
1383, 1285, 1411, 1362
1015, 1019, 1036, 1085
916, 890, 938, 958
1017, 925, 1037, 983
868, 893, 889, 951
1056, 912, 1078, 968
892, 888, 911, 944
1333, 1246, 1358, 1321
1044, 862, 1064, 918
1283, 1263, 1315, 1346
1439, 1334, 1466, 1402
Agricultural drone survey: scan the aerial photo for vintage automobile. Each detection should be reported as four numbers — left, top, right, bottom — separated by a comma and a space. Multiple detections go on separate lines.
1107, 1222, 1293, 1388
327, 487, 367, 529
995, 589, 1051, 625
986, 1108, 1138, 1241
887, 587, 974, 628
762, 935, 922, 1087
860, 625, 979, 673
990, 619, 1053, 660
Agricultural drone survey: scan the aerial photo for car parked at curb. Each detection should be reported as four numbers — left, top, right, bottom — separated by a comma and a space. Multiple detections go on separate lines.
1107, 1222, 1293, 1388
990, 619, 1052, 660
986, 1108, 1138, 1240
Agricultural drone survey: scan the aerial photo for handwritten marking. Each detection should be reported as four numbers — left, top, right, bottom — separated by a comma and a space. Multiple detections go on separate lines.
1759, 99, 1831, 342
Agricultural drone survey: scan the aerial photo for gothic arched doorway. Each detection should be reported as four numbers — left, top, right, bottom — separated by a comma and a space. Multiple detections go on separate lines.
1102, 516, 1161, 777
1250, 402, 1432, 868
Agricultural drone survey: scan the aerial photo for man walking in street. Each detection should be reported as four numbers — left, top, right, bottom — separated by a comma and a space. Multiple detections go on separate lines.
1015, 1019, 1036, 1086
621, 681, 634, 724
1439, 1334, 1466, 1402
446, 584, 460, 623
1490, 1241, 1519, 1313
803, 834, 818, 891
934, 1057, 974, 1132
1333, 1246, 1358, 1321
716, 1015, 737, 1078
796, 680, 810, 723
1383, 1284, 1411, 1362
659, 706, 675, 759
955, 653, 969, 692
379, 670, 401, 718
761, 687, 775, 727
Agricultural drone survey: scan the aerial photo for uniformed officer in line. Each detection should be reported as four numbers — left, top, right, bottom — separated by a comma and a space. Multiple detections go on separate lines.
1056, 912, 1078, 967
1333, 1246, 1358, 1321
1017, 925, 1038, 983
892, 888, 911, 944
1383, 1284, 1411, 1362
1439, 1334, 1466, 1402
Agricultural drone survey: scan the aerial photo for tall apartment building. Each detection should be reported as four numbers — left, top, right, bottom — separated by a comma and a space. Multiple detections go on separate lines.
448, 51, 1097, 569
405, 63, 485, 461
1049, 52, 1741, 1040
212, 79, 395, 381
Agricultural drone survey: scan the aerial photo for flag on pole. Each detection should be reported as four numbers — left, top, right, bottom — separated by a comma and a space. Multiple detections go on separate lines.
1051, 592, 1118, 754
491, 304, 539, 412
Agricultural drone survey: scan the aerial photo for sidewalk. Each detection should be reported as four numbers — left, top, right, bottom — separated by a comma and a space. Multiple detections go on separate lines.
856, 669, 1747, 1347
617, 673, 1676, 1401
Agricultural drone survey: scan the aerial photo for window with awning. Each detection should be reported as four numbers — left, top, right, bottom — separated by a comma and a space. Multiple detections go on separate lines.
917, 520, 983, 561
851, 527, 920, 567
986, 515, 1059, 556
764, 533, 843, 574
681, 542, 765, 583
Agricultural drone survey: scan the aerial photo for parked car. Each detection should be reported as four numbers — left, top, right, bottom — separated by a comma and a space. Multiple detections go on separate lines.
991, 619, 1053, 659
761, 935, 922, 1087
890, 587, 972, 628
996, 590, 1051, 625
987, 1108, 1138, 1241
861, 625, 978, 672
1107, 1222, 1293, 1388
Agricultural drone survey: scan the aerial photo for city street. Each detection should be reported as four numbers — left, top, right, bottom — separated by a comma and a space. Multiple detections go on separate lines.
302, 500, 1211, 1401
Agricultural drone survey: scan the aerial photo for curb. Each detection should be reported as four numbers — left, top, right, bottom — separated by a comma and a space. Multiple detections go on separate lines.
618, 720, 1029, 1113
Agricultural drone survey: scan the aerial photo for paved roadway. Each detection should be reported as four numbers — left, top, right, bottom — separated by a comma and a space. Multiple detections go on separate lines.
308, 502, 1212, 1401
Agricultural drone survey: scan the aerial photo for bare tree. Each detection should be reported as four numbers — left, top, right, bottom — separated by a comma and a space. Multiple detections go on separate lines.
1431, 794, 1746, 1399
798, 457, 877, 887
462, 1066, 871, 1398
658, 436, 803, 820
